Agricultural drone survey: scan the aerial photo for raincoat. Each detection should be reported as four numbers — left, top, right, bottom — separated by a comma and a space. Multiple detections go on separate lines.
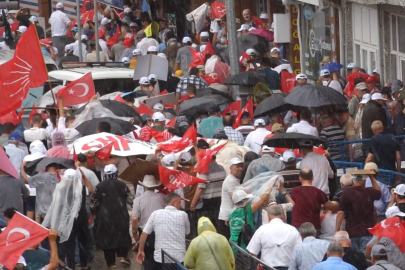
184, 217, 235, 270
45, 131, 72, 159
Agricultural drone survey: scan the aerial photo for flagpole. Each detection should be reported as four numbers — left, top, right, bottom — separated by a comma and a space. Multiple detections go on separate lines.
94, 0, 100, 62
76, 0, 83, 61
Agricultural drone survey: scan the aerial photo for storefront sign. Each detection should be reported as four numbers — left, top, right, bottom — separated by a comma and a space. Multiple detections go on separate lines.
289, 5, 301, 75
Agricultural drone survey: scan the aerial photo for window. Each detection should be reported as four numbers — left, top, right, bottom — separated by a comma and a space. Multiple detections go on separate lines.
390, 14, 405, 81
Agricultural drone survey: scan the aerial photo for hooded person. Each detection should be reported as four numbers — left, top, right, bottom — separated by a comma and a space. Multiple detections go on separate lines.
45, 131, 72, 159
184, 217, 235, 270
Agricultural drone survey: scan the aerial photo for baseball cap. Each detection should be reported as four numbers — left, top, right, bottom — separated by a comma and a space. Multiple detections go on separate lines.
147, 46, 158, 52
182, 36, 192, 43
260, 13, 269, 19
29, 16, 38, 23
298, 139, 313, 147
81, 34, 88, 41
209, 104, 221, 113
124, 7, 132, 13
8, 132, 21, 141
261, 145, 275, 153
18, 26, 27, 33
175, 70, 184, 77
158, 53, 167, 59
385, 206, 405, 218
213, 128, 228, 139
282, 150, 296, 162
364, 162, 379, 173
346, 63, 358, 70
371, 244, 388, 257
254, 119, 265, 127
104, 164, 117, 174
197, 139, 209, 149
371, 93, 387, 101
179, 152, 192, 163
392, 80, 404, 94
141, 114, 151, 121
153, 102, 164, 111
248, 27, 256, 31
161, 153, 176, 167
139, 77, 150, 85
71, 27, 78, 33
56, 2, 64, 8
270, 47, 280, 53
320, 69, 331, 77
191, 43, 197, 49
272, 123, 284, 132
132, 49, 142, 56
373, 68, 380, 75
394, 184, 405, 196
296, 74, 307, 80
232, 190, 253, 204
237, 24, 250, 31
130, 22, 138, 27
121, 57, 130, 63
200, 31, 209, 37
246, 48, 257, 56
360, 93, 371, 104
199, 45, 206, 52
152, 112, 166, 122
355, 82, 367, 90
101, 17, 111, 25
65, 44, 74, 52
148, 74, 157, 82
229, 157, 243, 166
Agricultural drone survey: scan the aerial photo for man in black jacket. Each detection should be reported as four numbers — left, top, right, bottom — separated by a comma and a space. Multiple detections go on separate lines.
361, 93, 388, 139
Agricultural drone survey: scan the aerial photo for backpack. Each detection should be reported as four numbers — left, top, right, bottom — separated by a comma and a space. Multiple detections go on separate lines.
237, 209, 254, 246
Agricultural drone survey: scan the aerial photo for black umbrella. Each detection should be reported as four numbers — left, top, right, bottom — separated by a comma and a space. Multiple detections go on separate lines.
24, 158, 75, 176
284, 84, 347, 107
178, 95, 229, 117
196, 87, 233, 100
224, 71, 269, 87
73, 100, 140, 117
254, 93, 291, 117
262, 132, 325, 148
75, 117, 135, 136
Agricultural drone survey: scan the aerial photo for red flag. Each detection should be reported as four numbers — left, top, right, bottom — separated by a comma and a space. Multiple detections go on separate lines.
233, 99, 254, 129
29, 104, 39, 125
158, 125, 197, 153
166, 117, 176, 128
106, 26, 121, 47
0, 22, 18, 38
73, 146, 78, 162
57, 73, 95, 106
252, 16, 264, 28
158, 90, 168, 96
0, 211, 49, 269
239, 51, 250, 65
280, 70, 296, 93
221, 100, 241, 116
98, 26, 106, 39
211, 1, 226, 18
194, 143, 226, 174
368, 217, 405, 253
81, 0, 94, 14
200, 74, 221, 85
0, 25, 48, 115
158, 165, 207, 190
114, 93, 125, 103
189, 41, 216, 67
124, 34, 135, 48
149, 128, 173, 143
135, 103, 154, 116
0, 111, 22, 126
113, 8, 125, 20
85, 142, 113, 164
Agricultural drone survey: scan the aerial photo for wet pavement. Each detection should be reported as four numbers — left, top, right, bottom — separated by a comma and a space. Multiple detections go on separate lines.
89, 249, 142, 270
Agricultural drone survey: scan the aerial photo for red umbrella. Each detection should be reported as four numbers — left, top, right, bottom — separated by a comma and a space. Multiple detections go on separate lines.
249, 28, 274, 42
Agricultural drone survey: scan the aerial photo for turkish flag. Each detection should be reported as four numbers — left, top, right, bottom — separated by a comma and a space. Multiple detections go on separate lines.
158, 90, 168, 96
107, 26, 121, 47
0, 22, 18, 38
57, 73, 95, 106
194, 143, 226, 174
0, 25, 48, 115
233, 99, 254, 129
222, 100, 241, 116
166, 117, 176, 128
135, 103, 154, 116
0, 211, 49, 269
368, 217, 405, 253
280, 70, 296, 93
158, 125, 197, 153
158, 165, 207, 190
0, 111, 22, 126
239, 51, 251, 65
124, 34, 135, 48
211, 1, 226, 18
189, 41, 216, 68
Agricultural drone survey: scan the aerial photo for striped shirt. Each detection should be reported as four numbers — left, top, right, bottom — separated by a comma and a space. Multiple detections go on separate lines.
319, 125, 345, 160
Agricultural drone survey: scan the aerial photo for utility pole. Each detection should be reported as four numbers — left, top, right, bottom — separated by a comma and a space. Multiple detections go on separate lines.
226, 0, 239, 75
76, 0, 82, 61
94, 0, 100, 62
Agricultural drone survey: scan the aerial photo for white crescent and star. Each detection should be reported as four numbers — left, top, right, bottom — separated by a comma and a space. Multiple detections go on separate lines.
6, 227, 31, 246
67, 83, 89, 97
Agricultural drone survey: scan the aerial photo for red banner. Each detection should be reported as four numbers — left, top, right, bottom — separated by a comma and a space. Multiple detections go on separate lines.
159, 165, 207, 190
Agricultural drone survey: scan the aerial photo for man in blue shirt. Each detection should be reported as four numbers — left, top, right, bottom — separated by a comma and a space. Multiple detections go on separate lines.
312, 243, 357, 270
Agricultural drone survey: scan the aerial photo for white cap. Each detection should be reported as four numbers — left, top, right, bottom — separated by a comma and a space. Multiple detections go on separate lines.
246, 48, 257, 56
81, 34, 88, 41
320, 69, 331, 77
191, 43, 197, 48
65, 44, 74, 52
248, 27, 256, 31
147, 46, 158, 52
157, 53, 167, 59
161, 153, 176, 166
121, 57, 130, 63
130, 22, 138, 27
261, 145, 275, 153
296, 74, 307, 80
394, 184, 405, 196
237, 24, 250, 31
254, 118, 265, 127
232, 190, 253, 204
101, 17, 111, 25
386, 206, 405, 218
281, 150, 296, 162
360, 93, 371, 104
182, 36, 192, 43
29, 16, 38, 23
152, 112, 166, 122
373, 68, 380, 75
364, 162, 379, 173
56, 2, 64, 8
346, 63, 359, 69
229, 157, 243, 165
179, 152, 192, 163
371, 93, 387, 101
260, 13, 269, 19
148, 74, 157, 81
139, 77, 150, 85
17, 26, 27, 33
200, 31, 209, 37
200, 45, 206, 52
104, 164, 117, 174
153, 102, 164, 111
124, 7, 132, 13
270, 47, 280, 53
132, 48, 142, 56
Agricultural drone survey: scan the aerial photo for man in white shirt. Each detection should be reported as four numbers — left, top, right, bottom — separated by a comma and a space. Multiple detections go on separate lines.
136, 31, 160, 55
286, 108, 319, 137
24, 114, 51, 146
247, 205, 302, 268
137, 193, 190, 267
68, 34, 88, 61
49, 2, 72, 62
244, 119, 272, 154
4, 133, 27, 178
320, 69, 343, 94
298, 139, 334, 194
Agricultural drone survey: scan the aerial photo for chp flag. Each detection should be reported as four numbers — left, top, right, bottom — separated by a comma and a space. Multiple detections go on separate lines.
57, 72, 95, 106
158, 165, 207, 190
233, 99, 254, 129
0, 25, 48, 115
194, 143, 227, 174
0, 211, 49, 269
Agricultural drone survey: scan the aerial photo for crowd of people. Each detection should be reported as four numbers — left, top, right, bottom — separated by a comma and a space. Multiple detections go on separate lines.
1, 1, 405, 270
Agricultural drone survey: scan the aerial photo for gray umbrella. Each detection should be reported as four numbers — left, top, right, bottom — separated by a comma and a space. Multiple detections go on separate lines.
178, 95, 229, 117
254, 93, 291, 117
284, 84, 347, 107
224, 71, 269, 86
